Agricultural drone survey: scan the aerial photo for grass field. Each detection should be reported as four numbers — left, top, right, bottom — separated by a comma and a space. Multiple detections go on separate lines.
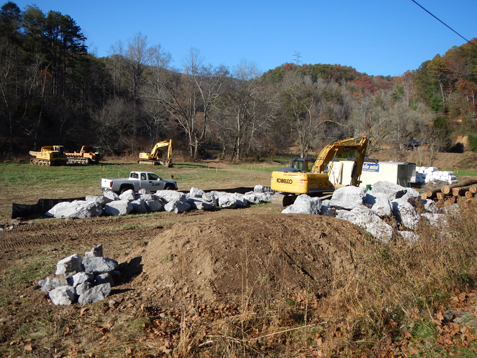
0, 160, 281, 220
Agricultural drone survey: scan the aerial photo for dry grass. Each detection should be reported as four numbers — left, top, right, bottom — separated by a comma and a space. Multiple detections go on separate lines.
138, 204, 477, 357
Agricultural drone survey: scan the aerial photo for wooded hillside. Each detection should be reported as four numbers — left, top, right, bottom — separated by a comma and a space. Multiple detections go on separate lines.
0, 1, 476, 162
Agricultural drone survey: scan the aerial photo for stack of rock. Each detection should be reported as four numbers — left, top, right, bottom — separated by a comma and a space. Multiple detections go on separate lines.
281, 181, 452, 243
37, 245, 119, 305
44, 185, 274, 219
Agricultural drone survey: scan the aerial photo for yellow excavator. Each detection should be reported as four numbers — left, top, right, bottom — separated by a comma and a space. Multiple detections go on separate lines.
138, 139, 173, 167
29, 145, 68, 166
270, 136, 368, 206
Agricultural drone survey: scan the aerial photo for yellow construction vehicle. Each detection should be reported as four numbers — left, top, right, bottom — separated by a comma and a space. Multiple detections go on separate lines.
29, 145, 68, 166
65, 145, 102, 165
138, 140, 173, 167
270, 136, 368, 206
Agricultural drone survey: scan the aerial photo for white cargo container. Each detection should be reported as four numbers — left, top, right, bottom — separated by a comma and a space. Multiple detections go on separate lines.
329, 160, 416, 188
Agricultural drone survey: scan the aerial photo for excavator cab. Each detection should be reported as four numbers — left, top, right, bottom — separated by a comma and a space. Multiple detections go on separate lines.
290, 158, 315, 172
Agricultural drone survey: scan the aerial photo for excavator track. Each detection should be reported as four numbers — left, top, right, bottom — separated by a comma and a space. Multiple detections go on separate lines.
66, 157, 92, 165
271, 193, 297, 207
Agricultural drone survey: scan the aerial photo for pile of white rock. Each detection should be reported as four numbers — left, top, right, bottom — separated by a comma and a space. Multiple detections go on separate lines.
415, 167, 458, 185
282, 181, 453, 243
37, 245, 119, 305
45, 185, 273, 219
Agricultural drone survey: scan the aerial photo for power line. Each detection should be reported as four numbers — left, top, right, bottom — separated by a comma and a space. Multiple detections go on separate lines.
411, 0, 476, 48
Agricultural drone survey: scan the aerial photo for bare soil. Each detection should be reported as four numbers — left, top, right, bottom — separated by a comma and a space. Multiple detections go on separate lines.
1, 150, 477, 356
0, 205, 369, 357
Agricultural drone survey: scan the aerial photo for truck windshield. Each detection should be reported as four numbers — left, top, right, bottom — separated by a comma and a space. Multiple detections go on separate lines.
148, 173, 160, 180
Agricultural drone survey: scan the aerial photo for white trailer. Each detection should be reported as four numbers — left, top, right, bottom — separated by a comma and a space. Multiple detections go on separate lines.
329, 160, 417, 188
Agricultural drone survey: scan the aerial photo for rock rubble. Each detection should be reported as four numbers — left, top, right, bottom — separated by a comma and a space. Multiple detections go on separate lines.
281, 180, 454, 242
45, 187, 273, 219
37, 245, 119, 305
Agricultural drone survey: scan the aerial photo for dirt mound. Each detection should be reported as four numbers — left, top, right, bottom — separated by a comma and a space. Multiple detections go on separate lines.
127, 213, 368, 302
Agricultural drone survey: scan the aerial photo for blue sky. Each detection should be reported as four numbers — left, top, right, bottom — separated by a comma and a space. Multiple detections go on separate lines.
10, 0, 477, 77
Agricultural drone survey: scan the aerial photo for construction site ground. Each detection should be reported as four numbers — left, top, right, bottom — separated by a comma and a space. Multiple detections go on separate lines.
1, 149, 477, 357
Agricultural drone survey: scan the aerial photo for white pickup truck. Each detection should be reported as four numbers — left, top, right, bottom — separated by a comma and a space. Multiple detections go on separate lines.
101, 171, 178, 194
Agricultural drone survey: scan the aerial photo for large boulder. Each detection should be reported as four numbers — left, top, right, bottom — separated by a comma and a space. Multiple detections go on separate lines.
102, 189, 120, 201
391, 198, 420, 230
330, 186, 366, 210
131, 199, 148, 214
154, 190, 186, 203
215, 192, 239, 209
164, 200, 191, 213
368, 181, 407, 200
189, 187, 205, 198
104, 200, 133, 216
119, 189, 136, 201
337, 206, 393, 242
145, 200, 163, 212
185, 198, 215, 211
46, 200, 103, 219
364, 192, 392, 217
85, 195, 111, 206
282, 195, 322, 215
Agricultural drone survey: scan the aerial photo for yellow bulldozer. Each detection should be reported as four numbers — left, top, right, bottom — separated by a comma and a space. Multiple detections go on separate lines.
138, 140, 173, 167
65, 145, 103, 165
29, 145, 68, 166
270, 136, 368, 206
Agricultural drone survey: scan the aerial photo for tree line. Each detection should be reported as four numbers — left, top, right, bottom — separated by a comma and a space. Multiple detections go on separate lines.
0, 1, 476, 162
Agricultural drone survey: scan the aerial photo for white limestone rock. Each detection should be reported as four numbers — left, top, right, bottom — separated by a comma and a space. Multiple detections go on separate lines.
164, 200, 191, 213
338, 206, 393, 242
282, 195, 322, 215
46, 200, 103, 219
368, 181, 407, 200
104, 200, 133, 216
423, 199, 439, 214
67, 272, 94, 287
102, 189, 120, 201
145, 200, 163, 212
131, 199, 148, 214
154, 190, 186, 203
330, 186, 366, 210
364, 192, 393, 217
119, 189, 136, 201
82, 256, 118, 274
37, 276, 68, 293
55, 254, 83, 276
49, 286, 77, 305
78, 283, 111, 305
391, 198, 420, 230
189, 187, 205, 198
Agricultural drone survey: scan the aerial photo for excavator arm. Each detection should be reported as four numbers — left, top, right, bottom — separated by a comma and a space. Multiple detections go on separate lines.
310, 136, 368, 186
150, 140, 172, 159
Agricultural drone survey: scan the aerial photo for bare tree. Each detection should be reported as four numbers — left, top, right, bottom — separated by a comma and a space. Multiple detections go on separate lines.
146, 48, 228, 159
212, 59, 274, 161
